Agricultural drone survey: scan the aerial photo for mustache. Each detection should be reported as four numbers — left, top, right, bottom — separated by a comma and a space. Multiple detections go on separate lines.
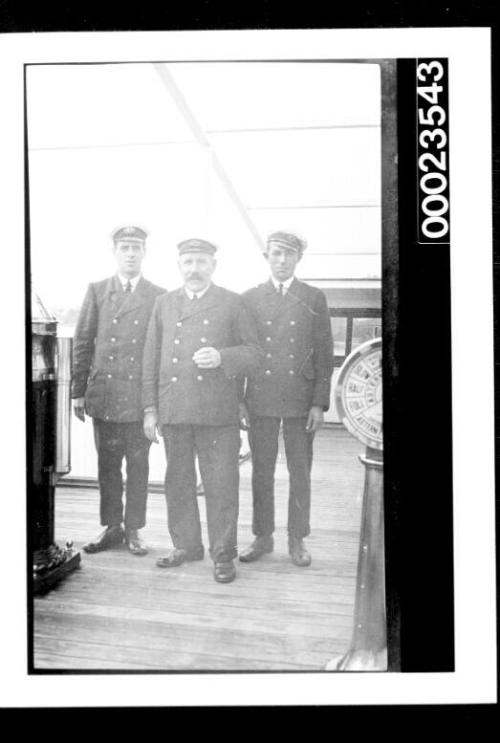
186, 272, 203, 281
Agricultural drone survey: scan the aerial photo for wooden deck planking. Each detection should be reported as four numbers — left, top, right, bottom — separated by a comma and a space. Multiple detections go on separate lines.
35, 637, 348, 671
34, 427, 366, 671
35, 611, 351, 654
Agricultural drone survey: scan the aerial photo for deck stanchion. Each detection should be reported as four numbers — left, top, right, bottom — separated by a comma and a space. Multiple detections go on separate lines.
325, 447, 386, 670
326, 338, 387, 671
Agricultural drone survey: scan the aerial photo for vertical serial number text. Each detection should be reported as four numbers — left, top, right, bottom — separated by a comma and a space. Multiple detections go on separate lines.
417, 59, 450, 242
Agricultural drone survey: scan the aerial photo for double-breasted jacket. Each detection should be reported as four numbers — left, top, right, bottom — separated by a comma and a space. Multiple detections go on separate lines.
142, 284, 262, 427
242, 278, 334, 418
71, 275, 166, 422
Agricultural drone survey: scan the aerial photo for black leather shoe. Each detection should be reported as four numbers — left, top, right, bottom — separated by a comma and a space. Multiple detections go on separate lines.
125, 528, 148, 556
214, 560, 236, 583
83, 525, 125, 554
239, 535, 274, 562
288, 536, 312, 567
156, 545, 204, 568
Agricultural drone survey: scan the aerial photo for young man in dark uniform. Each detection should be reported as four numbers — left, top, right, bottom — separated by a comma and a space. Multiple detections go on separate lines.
72, 226, 165, 556
142, 238, 261, 583
239, 231, 334, 567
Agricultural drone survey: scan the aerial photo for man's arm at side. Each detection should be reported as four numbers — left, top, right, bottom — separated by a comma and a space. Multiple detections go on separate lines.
142, 295, 163, 413
142, 296, 165, 443
311, 289, 334, 411
71, 284, 98, 419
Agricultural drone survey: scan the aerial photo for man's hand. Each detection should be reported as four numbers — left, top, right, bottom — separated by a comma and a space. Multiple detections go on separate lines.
73, 397, 86, 422
143, 410, 160, 443
192, 347, 222, 369
239, 402, 250, 430
305, 405, 324, 433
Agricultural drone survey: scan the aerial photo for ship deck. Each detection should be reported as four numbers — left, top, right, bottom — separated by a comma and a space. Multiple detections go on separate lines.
33, 426, 365, 672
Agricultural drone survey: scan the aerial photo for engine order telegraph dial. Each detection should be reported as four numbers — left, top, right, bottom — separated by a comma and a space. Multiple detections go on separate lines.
335, 338, 383, 451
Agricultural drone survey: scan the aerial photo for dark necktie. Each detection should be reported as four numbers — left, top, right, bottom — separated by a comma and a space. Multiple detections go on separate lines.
278, 283, 284, 296
191, 293, 198, 301
124, 281, 132, 293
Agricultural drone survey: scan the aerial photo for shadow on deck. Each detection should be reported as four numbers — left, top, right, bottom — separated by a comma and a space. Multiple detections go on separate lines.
33, 427, 365, 672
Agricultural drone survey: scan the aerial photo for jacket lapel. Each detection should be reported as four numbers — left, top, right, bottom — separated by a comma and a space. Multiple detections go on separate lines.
114, 276, 148, 318
178, 283, 219, 321
258, 279, 283, 320
173, 288, 186, 321
283, 278, 309, 312
285, 278, 318, 317
104, 275, 124, 316
262, 277, 305, 319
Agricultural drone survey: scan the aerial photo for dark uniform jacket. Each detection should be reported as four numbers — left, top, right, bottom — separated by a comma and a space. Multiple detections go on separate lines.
142, 283, 262, 426
71, 275, 166, 422
242, 277, 334, 418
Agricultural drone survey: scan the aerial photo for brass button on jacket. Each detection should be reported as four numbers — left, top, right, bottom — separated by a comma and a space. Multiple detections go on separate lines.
241, 277, 334, 418
141, 283, 262, 426
71, 274, 166, 423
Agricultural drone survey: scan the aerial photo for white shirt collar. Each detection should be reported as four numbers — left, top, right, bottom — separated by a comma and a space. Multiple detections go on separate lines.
271, 275, 295, 294
117, 273, 141, 292
185, 283, 211, 300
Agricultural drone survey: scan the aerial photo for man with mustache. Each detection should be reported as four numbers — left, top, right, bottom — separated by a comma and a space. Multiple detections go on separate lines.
239, 231, 334, 567
142, 238, 261, 583
72, 226, 165, 556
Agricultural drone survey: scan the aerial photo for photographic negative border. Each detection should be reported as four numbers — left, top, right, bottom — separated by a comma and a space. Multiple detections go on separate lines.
0, 24, 492, 704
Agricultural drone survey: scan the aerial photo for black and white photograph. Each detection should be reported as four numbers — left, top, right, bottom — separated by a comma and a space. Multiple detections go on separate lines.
28, 57, 387, 674
0, 25, 496, 706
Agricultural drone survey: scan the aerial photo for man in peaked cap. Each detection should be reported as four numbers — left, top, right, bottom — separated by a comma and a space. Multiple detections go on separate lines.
72, 226, 165, 556
142, 238, 262, 583
238, 230, 334, 567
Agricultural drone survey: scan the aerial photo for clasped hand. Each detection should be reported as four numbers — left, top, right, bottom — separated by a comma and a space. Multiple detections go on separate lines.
192, 347, 221, 368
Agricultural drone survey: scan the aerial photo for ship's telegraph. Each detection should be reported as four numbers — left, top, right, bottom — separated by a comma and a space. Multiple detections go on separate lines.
325, 338, 387, 671
335, 337, 383, 452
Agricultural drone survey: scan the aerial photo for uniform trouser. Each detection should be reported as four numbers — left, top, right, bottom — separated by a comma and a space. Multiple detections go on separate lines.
93, 419, 151, 530
162, 424, 239, 563
248, 416, 314, 539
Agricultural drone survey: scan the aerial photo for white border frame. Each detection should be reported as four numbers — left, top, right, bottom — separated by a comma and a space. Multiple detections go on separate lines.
0, 27, 495, 706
